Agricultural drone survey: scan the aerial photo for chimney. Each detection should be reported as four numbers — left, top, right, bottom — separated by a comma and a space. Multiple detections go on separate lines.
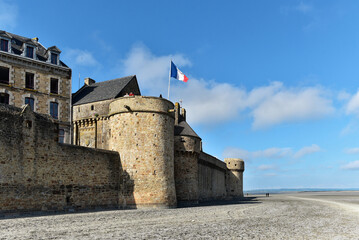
181, 108, 186, 122
84, 78, 96, 86
174, 102, 180, 125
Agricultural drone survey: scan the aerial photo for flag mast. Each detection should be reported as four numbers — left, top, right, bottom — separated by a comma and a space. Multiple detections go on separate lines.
168, 59, 172, 100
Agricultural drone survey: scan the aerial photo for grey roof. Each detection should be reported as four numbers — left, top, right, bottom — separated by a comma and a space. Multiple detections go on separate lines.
72, 75, 140, 105
0, 30, 68, 67
175, 120, 201, 139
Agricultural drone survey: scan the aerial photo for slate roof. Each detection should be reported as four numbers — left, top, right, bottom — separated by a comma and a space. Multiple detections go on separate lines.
72, 75, 140, 105
175, 120, 201, 139
0, 30, 68, 67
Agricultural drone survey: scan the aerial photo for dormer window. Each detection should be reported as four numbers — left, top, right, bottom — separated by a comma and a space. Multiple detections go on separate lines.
51, 53, 58, 64
26, 46, 34, 58
1, 39, 8, 52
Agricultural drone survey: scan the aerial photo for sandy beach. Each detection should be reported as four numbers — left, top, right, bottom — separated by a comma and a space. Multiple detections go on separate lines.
1, 191, 359, 239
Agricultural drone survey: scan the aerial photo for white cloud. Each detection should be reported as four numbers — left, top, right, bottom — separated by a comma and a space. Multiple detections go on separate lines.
0, 0, 17, 30
121, 43, 190, 95
295, 2, 313, 14
223, 147, 292, 160
293, 144, 321, 159
251, 87, 334, 129
344, 148, 359, 154
346, 90, 359, 116
63, 49, 98, 67
341, 161, 359, 170
258, 165, 276, 171
120, 44, 334, 126
223, 144, 320, 160
337, 90, 351, 101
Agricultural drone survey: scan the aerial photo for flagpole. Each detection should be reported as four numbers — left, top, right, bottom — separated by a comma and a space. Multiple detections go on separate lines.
168, 59, 171, 100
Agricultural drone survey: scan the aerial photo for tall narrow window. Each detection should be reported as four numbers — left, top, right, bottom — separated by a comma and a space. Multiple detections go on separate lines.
25, 72, 34, 89
25, 97, 34, 110
50, 78, 58, 94
0, 93, 9, 104
26, 46, 34, 58
50, 102, 58, 119
58, 129, 65, 143
0, 66, 9, 84
0, 39, 8, 52
51, 53, 58, 64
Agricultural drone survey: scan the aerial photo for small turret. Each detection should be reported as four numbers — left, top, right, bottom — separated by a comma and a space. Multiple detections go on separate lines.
224, 158, 245, 199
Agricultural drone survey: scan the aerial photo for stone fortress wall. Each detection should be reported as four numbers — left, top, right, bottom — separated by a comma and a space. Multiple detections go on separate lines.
0, 104, 123, 213
0, 95, 244, 213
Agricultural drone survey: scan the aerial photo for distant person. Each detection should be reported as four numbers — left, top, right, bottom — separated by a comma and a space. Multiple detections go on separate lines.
129, 92, 134, 96
124, 93, 129, 97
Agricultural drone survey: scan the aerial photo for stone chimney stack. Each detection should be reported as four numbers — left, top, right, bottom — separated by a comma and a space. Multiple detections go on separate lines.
84, 78, 96, 86
174, 102, 180, 125
181, 108, 186, 122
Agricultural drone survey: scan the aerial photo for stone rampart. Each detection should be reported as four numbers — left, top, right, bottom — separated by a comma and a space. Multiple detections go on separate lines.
0, 104, 123, 213
198, 152, 227, 201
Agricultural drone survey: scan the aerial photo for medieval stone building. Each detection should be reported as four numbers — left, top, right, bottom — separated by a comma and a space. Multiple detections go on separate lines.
0, 31, 245, 213
0, 30, 72, 143
72, 76, 245, 208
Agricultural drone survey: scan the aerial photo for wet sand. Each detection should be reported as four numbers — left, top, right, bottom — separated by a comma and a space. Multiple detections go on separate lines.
1, 191, 359, 239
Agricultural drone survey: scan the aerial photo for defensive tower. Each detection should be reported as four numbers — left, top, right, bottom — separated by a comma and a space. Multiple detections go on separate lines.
224, 158, 245, 198
108, 96, 177, 208
174, 102, 201, 205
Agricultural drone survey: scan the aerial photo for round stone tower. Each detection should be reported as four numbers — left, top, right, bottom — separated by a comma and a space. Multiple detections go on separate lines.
108, 96, 177, 208
224, 158, 245, 199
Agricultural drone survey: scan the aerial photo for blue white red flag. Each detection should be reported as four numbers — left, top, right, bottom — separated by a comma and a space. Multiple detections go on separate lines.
170, 61, 188, 82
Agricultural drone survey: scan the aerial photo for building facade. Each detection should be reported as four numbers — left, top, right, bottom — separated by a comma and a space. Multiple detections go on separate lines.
0, 30, 72, 143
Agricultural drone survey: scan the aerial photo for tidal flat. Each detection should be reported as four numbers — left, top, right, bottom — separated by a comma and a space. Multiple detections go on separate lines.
1, 191, 359, 239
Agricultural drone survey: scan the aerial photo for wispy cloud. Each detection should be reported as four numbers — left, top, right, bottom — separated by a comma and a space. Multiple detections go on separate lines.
223, 144, 321, 160
119, 44, 334, 127
63, 49, 98, 67
258, 165, 276, 171
344, 148, 359, 154
345, 89, 359, 116
0, 0, 18, 30
295, 2, 313, 14
293, 144, 321, 159
341, 161, 359, 170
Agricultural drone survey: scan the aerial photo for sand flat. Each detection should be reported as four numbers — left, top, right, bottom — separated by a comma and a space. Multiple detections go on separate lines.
1, 192, 359, 239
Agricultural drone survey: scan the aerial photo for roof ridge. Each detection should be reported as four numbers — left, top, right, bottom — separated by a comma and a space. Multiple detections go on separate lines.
94, 75, 136, 85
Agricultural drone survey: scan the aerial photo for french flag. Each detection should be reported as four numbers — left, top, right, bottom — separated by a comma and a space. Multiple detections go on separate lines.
170, 61, 188, 82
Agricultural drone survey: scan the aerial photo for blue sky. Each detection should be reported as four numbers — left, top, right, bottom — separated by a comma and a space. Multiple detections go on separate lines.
1, 0, 359, 190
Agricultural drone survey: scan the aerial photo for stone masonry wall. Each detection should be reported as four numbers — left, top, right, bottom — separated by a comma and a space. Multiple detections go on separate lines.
174, 135, 201, 204
0, 104, 122, 213
109, 96, 177, 208
198, 152, 227, 201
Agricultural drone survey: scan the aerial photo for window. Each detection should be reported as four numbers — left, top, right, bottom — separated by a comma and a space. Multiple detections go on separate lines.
25, 72, 34, 89
0, 39, 8, 52
50, 102, 58, 119
51, 53, 58, 64
50, 78, 58, 94
0, 66, 9, 84
26, 46, 34, 58
58, 129, 65, 143
25, 97, 34, 110
0, 93, 9, 104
